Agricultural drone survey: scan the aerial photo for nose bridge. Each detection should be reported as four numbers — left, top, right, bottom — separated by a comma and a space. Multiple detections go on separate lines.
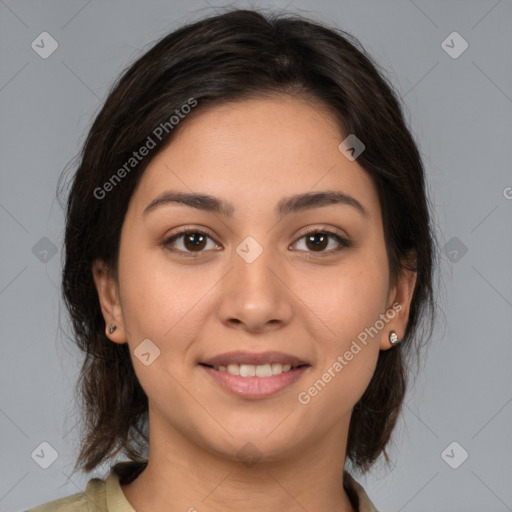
216, 235, 293, 330
235, 240, 276, 293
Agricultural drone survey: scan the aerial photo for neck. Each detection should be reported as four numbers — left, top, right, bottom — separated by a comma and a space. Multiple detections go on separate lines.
120, 415, 356, 512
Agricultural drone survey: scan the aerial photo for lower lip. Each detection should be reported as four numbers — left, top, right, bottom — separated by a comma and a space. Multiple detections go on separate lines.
199, 364, 310, 399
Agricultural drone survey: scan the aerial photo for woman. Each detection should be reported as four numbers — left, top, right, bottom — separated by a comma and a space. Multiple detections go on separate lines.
28, 7, 437, 512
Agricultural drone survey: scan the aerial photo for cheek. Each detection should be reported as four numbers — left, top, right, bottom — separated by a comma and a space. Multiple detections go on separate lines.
116, 247, 211, 399
117, 242, 215, 350
307, 257, 389, 343
296, 252, 389, 404
296, 265, 386, 420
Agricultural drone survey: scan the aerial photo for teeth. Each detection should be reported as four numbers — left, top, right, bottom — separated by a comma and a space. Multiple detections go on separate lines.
215, 363, 294, 377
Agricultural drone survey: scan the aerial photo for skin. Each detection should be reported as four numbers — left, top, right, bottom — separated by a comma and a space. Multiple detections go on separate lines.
93, 94, 417, 512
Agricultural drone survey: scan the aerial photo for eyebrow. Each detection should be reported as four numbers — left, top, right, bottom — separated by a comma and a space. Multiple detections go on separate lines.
143, 189, 368, 218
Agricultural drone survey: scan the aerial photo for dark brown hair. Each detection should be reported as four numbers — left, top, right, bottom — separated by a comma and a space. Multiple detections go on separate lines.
60, 8, 438, 478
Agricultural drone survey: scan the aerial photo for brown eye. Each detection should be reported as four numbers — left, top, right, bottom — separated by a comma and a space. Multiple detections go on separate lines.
293, 229, 350, 255
305, 232, 329, 251
182, 232, 207, 251
163, 230, 220, 255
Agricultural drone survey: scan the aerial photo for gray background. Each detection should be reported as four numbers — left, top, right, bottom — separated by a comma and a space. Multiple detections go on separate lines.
1, 1, 511, 511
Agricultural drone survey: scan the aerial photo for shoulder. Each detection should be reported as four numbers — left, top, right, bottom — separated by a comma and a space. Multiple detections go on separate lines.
25, 477, 107, 512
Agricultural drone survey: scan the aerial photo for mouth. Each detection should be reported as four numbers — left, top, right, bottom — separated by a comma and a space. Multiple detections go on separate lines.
198, 362, 309, 377
198, 350, 311, 399
198, 351, 311, 399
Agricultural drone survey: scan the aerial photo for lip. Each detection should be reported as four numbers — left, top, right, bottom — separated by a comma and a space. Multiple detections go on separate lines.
200, 350, 309, 367
199, 364, 310, 399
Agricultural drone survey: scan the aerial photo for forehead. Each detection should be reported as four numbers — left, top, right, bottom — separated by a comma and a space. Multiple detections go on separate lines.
128, 95, 381, 222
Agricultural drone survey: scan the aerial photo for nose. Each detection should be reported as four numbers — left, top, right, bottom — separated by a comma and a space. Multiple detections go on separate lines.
215, 242, 294, 333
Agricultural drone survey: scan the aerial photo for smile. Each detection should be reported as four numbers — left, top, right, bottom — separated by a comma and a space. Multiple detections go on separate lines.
203, 362, 304, 377
199, 363, 310, 399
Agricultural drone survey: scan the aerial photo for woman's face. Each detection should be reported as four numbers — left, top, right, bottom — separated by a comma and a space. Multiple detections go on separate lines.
94, 94, 415, 464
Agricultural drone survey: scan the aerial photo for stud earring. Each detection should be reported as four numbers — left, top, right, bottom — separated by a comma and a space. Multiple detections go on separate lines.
109, 324, 117, 334
389, 331, 399, 345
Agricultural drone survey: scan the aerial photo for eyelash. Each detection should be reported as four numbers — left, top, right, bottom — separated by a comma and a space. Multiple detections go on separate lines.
162, 227, 351, 258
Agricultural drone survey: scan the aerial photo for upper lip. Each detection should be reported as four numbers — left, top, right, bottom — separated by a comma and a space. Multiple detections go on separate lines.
200, 351, 310, 367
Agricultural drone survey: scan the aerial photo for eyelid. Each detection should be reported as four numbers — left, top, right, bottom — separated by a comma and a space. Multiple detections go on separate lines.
293, 224, 349, 243
163, 224, 216, 239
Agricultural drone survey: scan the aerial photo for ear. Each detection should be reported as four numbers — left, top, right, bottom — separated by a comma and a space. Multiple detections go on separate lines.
92, 259, 127, 344
380, 252, 418, 350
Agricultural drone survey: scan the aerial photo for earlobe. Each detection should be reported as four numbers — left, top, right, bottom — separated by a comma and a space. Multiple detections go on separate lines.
92, 259, 127, 344
380, 256, 418, 350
